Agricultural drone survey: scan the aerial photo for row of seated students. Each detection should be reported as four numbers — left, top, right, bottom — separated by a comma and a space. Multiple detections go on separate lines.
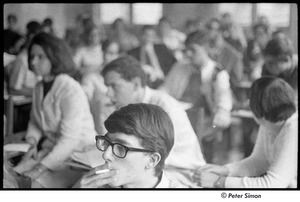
3, 14, 298, 188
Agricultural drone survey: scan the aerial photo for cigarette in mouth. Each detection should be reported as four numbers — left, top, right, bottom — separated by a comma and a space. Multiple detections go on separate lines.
95, 169, 110, 174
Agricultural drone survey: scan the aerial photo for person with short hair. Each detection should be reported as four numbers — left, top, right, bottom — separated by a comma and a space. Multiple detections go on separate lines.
193, 76, 298, 188
7, 20, 42, 96
42, 18, 55, 35
161, 30, 233, 163
128, 25, 176, 89
100, 56, 206, 187
102, 39, 121, 66
156, 16, 186, 61
205, 18, 244, 104
243, 22, 271, 81
109, 18, 139, 53
262, 35, 298, 108
4, 14, 23, 55
14, 32, 97, 188
262, 36, 298, 91
74, 103, 181, 188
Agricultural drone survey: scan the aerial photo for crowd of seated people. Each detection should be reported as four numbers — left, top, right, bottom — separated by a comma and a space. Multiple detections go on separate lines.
3, 11, 298, 189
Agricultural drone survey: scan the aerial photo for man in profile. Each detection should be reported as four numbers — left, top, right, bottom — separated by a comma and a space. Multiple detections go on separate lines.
97, 56, 206, 187
74, 103, 180, 188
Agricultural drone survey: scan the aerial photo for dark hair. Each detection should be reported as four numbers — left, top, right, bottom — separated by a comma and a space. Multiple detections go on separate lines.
249, 76, 296, 123
102, 56, 147, 87
206, 18, 221, 31
43, 18, 53, 26
253, 22, 270, 35
104, 103, 174, 176
7, 14, 17, 22
112, 18, 125, 30
142, 25, 154, 33
185, 29, 208, 46
263, 36, 293, 59
82, 25, 99, 45
28, 32, 78, 78
26, 21, 42, 35
102, 39, 119, 53
158, 16, 171, 25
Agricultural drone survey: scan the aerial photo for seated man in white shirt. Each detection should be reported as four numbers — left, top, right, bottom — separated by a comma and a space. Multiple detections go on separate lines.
160, 30, 233, 163
74, 103, 180, 188
98, 56, 206, 187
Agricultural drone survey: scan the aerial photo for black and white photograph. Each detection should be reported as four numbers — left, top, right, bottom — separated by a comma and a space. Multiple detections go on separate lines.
2, 2, 299, 199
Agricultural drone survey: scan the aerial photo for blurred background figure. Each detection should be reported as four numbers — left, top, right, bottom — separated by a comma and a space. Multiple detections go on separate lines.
64, 28, 83, 56
243, 22, 271, 81
128, 25, 177, 89
109, 18, 139, 54
157, 16, 186, 61
4, 13, 24, 55
161, 30, 232, 163
220, 12, 247, 54
6, 20, 42, 97
73, 25, 107, 134
205, 18, 244, 106
41, 17, 56, 36
261, 36, 298, 107
102, 39, 121, 66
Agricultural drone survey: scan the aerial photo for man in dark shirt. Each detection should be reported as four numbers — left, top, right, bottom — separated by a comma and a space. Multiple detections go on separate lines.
128, 25, 176, 89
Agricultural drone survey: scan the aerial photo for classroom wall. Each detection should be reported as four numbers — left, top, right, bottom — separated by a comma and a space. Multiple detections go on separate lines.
4, 3, 66, 38
3, 3, 298, 52
163, 3, 219, 31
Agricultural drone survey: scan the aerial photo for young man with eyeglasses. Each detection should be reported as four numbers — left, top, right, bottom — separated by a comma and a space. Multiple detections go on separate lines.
73, 103, 180, 188
98, 56, 206, 188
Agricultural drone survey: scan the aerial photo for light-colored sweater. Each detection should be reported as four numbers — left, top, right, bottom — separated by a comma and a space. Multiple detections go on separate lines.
25, 74, 97, 170
225, 113, 298, 188
142, 87, 206, 187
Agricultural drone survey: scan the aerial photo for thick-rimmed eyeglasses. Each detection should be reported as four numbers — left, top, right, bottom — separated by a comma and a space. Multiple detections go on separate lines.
95, 135, 154, 158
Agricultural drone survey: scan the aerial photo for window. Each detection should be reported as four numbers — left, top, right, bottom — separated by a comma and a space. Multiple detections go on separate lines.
132, 3, 163, 25
100, 3, 130, 24
99, 3, 163, 25
219, 3, 252, 27
257, 3, 290, 27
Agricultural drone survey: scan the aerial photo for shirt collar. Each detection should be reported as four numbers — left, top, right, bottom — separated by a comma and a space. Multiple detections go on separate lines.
141, 86, 151, 104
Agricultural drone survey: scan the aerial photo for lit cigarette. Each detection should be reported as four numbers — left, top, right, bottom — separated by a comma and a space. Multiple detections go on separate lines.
95, 169, 110, 174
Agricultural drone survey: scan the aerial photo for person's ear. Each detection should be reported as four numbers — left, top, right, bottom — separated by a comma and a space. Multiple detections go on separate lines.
132, 77, 142, 90
145, 152, 161, 169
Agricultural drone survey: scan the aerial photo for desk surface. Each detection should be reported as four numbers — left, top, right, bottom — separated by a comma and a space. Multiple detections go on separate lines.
4, 95, 32, 106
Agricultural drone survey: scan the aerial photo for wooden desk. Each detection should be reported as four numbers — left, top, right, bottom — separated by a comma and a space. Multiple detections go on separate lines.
4, 95, 32, 136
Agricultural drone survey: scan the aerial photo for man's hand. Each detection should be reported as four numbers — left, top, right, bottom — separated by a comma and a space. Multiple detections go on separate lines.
192, 170, 220, 188
74, 164, 118, 188
213, 109, 231, 129
23, 164, 48, 179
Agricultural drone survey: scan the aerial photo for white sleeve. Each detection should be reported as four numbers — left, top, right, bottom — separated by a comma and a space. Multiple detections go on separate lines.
225, 120, 298, 188
214, 70, 232, 112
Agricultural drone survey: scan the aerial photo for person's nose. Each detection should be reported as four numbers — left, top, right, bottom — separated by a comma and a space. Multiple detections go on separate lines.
102, 145, 114, 162
31, 56, 39, 67
185, 50, 193, 59
106, 86, 114, 99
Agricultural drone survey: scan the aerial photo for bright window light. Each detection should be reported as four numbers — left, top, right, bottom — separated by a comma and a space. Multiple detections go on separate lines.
132, 3, 163, 25
219, 3, 252, 26
257, 3, 290, 27
100, 3, 130, 24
